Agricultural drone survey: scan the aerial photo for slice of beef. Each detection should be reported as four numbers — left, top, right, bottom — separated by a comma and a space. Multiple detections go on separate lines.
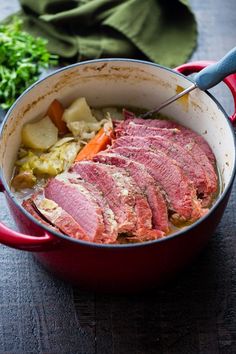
44, 175, 106, 243
64, 172, 118, 243
22, 198, 60, 233
122, 111, 215, 164
115, 120, 180, 138
32, 194, 90, 241
134, 195, 164, 240
72, 161, 163, 239
94, 152, 169, 233
112, 135, 213, 206
115, 121, 218, 203
72, 161, 136, 233
110, 146, 205, 224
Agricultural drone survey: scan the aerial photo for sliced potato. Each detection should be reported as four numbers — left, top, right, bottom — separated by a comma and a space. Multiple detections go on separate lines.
62, 97, 97, 124
21, 116, 58, 150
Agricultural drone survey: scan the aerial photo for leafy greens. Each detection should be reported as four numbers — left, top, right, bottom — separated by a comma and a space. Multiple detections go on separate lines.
0, 18, 58, 110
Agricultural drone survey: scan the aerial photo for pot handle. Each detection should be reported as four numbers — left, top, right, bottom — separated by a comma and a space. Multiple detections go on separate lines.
175, 60, 236, 125
0, 181, 59, 251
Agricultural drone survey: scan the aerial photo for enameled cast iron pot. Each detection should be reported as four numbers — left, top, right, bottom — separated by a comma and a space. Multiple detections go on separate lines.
0, 59, 236, 292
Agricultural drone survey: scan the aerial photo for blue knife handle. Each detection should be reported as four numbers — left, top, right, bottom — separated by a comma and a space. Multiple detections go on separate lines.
195, 47, 236, 90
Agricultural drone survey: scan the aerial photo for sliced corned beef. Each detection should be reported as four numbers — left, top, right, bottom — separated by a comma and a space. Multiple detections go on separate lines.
72, 161, 163, 240
65, 172, 118, 243
115, 121, 179, 139
110, 146, 205, 224
122, 112, 215, 164
32, 194, 90, 241
115, 121, 218, 204
112, 135, 213, 206
44, 175, 106, 243
94, 152, 169, 233
72, 161, 136, 233
134, 195, 164, 240
22, 197, 60, 233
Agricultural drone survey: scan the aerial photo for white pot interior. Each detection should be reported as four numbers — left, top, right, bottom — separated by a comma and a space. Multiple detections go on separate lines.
0, 59, 235, 195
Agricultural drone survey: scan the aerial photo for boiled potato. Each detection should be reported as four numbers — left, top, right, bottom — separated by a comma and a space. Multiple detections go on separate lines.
62, 97, 97, 124
22, 116, 58, 150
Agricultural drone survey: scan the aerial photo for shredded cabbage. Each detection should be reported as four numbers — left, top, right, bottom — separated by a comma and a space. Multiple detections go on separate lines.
67, 114, 112, 141
16, 138, 80, 177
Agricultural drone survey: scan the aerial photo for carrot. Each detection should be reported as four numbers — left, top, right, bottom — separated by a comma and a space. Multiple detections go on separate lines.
75, 127, 113, 162
47, 99, 68, 135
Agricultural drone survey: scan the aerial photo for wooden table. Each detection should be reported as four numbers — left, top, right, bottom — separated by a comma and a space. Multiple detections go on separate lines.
0, 1, 236, 353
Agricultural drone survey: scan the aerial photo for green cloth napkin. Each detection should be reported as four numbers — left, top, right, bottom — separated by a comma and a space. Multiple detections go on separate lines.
16, 0, 197, 67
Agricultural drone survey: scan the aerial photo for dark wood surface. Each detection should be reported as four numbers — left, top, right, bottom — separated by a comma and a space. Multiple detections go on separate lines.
0, 1, 236, 353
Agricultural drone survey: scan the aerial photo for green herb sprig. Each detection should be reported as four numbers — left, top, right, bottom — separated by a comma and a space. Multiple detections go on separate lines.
0, 18, 58, 110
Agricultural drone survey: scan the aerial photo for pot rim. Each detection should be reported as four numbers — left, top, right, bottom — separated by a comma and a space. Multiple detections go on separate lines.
0, 58, 236, 249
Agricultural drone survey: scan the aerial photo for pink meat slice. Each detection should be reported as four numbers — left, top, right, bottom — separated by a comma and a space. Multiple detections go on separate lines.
65, 173, 118, 243
134, 195, 164, 240
44, 175, 105, 243
23, 195, 91, 241
22, 198, 60, 233
72, 161, 163, 240
112, 135, 213, 206
94, 152, 169, 233
115, 121, 218, 203
122, 111, 215, 164
31, 193, 90, 241
110, 146, 205, 224
72, 161, 135, 233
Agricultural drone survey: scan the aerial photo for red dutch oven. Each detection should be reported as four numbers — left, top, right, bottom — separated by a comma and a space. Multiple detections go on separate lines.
0, 59, 235, 292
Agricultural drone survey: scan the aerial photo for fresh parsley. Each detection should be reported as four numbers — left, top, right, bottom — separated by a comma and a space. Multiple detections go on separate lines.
0, 18, 58, 110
